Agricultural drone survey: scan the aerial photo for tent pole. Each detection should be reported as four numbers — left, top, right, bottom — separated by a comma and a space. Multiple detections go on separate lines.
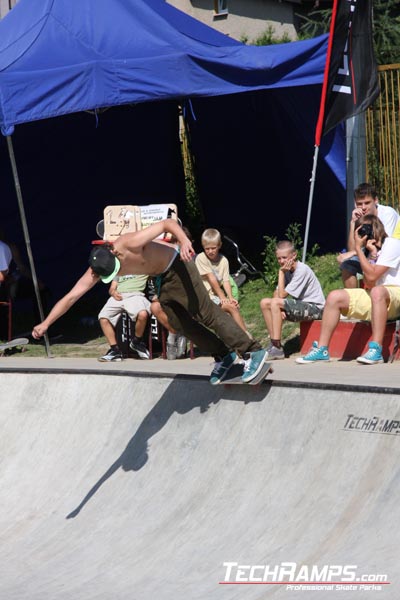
6, 135, 53, 358
302, 144, 320, 263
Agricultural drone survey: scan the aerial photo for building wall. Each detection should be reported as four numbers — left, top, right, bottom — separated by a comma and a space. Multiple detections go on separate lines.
167, 0, 298, 42
0, 0, 17, 19
1, 1, 298, 41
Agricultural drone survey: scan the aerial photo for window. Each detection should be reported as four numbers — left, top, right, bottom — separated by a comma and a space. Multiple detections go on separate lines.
214, 0, 228, 16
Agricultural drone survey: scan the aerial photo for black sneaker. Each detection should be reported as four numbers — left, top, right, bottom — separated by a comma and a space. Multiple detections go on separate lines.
130, 340, 150, 359
98, 349, 123, 362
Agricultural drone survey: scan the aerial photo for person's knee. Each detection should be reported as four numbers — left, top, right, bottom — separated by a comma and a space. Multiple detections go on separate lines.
150, 302, 161, 317
99, 317, 112, 332
260, 297, 271, 310
230, 304, 240, 316
270, 297, 282, 310
326, 289, 348, 308
221, 303, 232, 315
370, 286, 389, 304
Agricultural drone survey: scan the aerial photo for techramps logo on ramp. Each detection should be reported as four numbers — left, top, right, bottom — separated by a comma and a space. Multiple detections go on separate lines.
219, 562, 389, 592
343, 413, 400, 436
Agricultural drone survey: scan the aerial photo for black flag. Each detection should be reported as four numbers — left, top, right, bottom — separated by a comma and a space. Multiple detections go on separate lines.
315, 0, 379, 146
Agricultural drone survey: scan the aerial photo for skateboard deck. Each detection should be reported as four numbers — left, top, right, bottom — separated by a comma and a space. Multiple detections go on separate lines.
219, 361, 273, 385
0, 338, 29, 355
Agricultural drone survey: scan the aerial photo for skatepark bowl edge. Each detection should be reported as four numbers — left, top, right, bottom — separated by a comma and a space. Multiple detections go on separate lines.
0, 359, 398, 599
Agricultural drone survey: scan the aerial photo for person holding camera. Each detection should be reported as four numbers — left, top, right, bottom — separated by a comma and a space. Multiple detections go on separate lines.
297, 214, 400, 365
337, 183, 400, 288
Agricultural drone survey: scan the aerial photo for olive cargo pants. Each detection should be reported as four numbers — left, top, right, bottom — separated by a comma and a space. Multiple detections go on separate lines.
159, 257, 261, 358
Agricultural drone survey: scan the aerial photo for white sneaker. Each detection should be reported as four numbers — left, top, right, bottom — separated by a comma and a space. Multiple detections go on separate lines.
176, 334, 187, 358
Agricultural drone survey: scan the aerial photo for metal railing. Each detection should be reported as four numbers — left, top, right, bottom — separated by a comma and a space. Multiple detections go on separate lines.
366, 64, 400, 208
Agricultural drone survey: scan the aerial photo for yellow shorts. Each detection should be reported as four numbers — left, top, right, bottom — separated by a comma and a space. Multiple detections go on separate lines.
342, 286, 400, 321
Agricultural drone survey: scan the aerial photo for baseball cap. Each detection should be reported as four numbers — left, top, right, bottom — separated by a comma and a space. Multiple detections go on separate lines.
89, 246, 121, 284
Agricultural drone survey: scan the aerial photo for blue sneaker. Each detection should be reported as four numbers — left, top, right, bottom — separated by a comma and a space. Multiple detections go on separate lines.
210, 351, 237, 385
357, 342, 383, 364
296, 341, 330, 364
241, 348, 268, 383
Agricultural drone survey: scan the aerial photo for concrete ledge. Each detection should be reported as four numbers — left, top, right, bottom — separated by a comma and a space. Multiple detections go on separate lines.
300, 319, 398, 361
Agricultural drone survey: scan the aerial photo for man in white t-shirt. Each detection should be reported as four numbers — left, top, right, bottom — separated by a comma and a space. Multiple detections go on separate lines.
298, 214, 400, 365
260, 240, 325, 360
338, 182, 400, 288
0, 240, 12, 287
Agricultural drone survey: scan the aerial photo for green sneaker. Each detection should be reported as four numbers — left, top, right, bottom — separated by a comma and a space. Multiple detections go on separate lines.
296, 341, 330, 364
210, 351, 237, 385
357, 341, 383, 364
241, 348, 268, 383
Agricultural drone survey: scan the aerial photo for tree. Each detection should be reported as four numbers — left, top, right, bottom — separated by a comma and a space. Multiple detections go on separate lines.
297, 0, 400, 65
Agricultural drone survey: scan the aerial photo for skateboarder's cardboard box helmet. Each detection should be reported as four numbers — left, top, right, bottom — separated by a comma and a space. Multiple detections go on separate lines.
89, 246, 120, 284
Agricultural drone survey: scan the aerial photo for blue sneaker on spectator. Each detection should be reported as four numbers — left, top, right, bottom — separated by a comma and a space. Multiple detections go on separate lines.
357, 341, 383, 364
242, 348, 268, 383
210, 351, 237, 385
296, 341, 330, 363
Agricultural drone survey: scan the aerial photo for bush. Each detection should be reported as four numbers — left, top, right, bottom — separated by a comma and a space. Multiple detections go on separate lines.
262, 222, 320, 294
262, 233, 278, 293
307, 253, 342, 297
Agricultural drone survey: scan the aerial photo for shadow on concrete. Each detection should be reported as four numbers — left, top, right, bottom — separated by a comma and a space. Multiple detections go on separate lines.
66, 377, 270, 519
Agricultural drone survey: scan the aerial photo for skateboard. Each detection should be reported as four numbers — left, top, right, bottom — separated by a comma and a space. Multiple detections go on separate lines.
0, 337, 29, 356
219, 361, 273, 385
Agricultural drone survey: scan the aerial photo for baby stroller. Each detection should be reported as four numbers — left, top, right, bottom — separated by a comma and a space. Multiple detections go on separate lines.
223, 235, 268, 288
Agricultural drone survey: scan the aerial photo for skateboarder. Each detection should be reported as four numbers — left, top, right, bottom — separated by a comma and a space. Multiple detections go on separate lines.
32, 219, 267, 383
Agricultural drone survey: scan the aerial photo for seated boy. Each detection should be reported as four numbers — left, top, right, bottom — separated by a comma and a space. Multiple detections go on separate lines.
297, 215, 400, 365
195, 228, 248, 333
260, 240, 325, 359
147, 277, 187, 360
98, 273, 151, 362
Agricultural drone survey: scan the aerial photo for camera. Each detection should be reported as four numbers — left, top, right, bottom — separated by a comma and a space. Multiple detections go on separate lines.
358, 223, 374, 240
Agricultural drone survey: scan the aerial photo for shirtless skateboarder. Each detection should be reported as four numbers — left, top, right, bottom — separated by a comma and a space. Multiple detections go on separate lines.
32, 219, 267, 384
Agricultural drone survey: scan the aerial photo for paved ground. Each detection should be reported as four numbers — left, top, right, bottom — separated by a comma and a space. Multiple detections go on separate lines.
2, 354, 400, 391
0, 356, 399, 599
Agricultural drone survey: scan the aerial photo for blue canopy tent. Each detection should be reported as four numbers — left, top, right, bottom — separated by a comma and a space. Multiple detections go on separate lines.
0, 0, 334, 133
0, 0, 345, 343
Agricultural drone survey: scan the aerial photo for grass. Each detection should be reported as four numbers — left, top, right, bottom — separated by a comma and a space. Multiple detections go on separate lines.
1, 299, 108, 359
